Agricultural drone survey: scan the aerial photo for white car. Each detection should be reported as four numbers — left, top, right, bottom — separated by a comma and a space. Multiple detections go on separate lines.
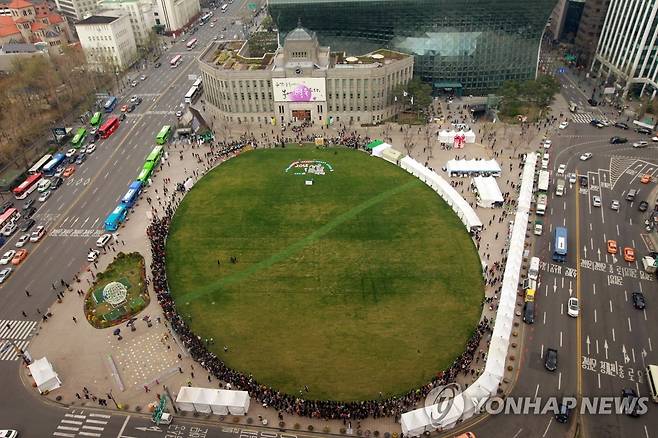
1, 222, 17, 237
567, 297, 579, 317
86, 143, 96, 154
66, 148, 77, 158
611, 200, 620, 211
592, 195, 601, 207
632, 141, 648, 148
130, 96, 139, 103
0, 268, 12, 284
542, 139, 552, 149
175, 110, 183, 118
30, 225, 46, 242
38, 190, 51, 203
37, 179, 51, 192
131, 81, 138, 87
54, 167, 65, 178
0, 250, 15, 265
79, 146, 87, 154
96, 233, 112, 248
87, 249, 100, 262
557, 164, 566, 176
210, 23, 215, 27
559, 121, 569, 130
652, 136, 658, 142
568, 173, 577, 184
580, 153, 593, 161
140, 75, 147, 81
15, 234, 29, 248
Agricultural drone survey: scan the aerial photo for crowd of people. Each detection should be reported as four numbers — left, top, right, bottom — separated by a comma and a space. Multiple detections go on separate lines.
143, 141, 494, 423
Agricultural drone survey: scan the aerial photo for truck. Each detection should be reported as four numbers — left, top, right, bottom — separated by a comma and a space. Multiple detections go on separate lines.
538, 170, 550, 192
642, 255, 657, 274
536, 194, 548, 215
555, 178, 565, 196
534, 219, 544, 235
528, 257, 540, 281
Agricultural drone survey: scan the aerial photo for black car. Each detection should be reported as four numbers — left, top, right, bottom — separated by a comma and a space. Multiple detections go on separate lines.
154, 62, 162, 68
0, 201, 13, 214
555, 399, 572, 423
639, 201, 649, 212
119, 113, 127, 121
22, 199, 34, 210
632, 292, 646, 309
20, 218, 35, 232
580, 176, 588, 187
136, 97, 143, 105
614, 122, 629, 130
587, 98, 598, 106
24, 206, 37, 218
545, 348, 558, 371
75, 153, 87, 165
621, 388, 642, 417
50, 177, 63, 190
523, 301, 535, 324
610, 136, 628, 144
127, 104, 136, 113
67, 155, 76, 164
637, 127, 653, 135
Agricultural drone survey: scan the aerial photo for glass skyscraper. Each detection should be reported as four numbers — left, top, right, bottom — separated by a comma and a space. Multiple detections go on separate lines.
269, 0, 557, 94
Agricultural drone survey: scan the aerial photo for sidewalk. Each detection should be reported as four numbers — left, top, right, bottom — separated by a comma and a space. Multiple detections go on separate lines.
23, 108, 557, 434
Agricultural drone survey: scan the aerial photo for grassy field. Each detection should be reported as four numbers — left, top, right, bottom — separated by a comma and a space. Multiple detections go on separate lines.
166, 146, 483, 401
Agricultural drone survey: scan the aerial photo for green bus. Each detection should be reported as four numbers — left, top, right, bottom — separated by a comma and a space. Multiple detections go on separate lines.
71, 127, 87, 147
137, 161, 155, 183
90, 112, 102, 127
156, 125, 172, 145
145, 145, 164, 166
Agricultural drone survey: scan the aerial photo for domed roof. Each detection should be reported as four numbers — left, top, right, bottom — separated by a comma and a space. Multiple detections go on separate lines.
284, 18, 316, 42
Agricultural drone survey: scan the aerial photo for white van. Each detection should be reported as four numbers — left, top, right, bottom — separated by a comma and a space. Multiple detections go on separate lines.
528, 257, 540, 281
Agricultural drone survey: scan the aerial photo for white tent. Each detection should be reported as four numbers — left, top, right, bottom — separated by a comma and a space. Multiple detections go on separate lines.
464, 130, 476, 143
382, 147, 404, 165
177, 387, 250, 415
438, 130, 452, 144
371, 143, 392, 157
472, 176, 504, 208
28, 357, 61, 394
445, 159, 501, 177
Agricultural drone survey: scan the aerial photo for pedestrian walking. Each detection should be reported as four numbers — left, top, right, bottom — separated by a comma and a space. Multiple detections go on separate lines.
25, 290, 30, 297
72, 316, 77, 323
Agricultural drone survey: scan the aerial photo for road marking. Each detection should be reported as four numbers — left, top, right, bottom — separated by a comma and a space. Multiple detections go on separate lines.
628, 318, 632, 332
117, 415, 131, 437
58, 425, 80, 430
541, 344, 544, 359
543, 311, 547, 324
85, 419, 107, 425
560, 331, 563, 347
542, 418, 552, 437
625, 290, 628, 301
558, 372, 562, 390
649, 337, 653, 352
609, 300, 613, 313
511, 429, 523, 438
82, 425, 105, 431
53, 433, 76, 438
598, 373, 601, 389
612, 327, 616, 342
560, 303, 564, 315
534, 383, 540, 398
594, 308, 597, 323
645, 424, 650, 438
596, 339, 599, 354
89, 413, 111, 419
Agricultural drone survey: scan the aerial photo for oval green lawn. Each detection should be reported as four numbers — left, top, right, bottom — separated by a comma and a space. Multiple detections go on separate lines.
166, 146, 483, 401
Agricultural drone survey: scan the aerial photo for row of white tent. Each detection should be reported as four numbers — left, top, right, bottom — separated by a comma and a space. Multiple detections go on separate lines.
176, 387, 250, 415
438, 130, 476, 144
400, 153, 538, 436
445, 159, 502, 177
371, 144, 483, 234
472, 176, 504, 208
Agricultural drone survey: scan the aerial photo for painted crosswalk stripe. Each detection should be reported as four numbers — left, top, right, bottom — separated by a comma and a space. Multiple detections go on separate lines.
82, 425, 105, 431
0, 320, 37, 339
57, 425, 79, 431
0, 340, 30, 361
85, 419, 108, 425
53, 432, 76, 438
78, 432, 102, 437
60, 420, 83, 425
88, 413, 111, 419
64, 414, 86, 419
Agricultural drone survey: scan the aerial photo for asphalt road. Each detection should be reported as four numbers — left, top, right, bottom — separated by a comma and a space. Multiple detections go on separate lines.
0, 1, 259, 436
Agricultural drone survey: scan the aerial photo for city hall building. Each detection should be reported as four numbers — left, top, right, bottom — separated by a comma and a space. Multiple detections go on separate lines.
268, 0, 557, 94
199, 25, 414, 126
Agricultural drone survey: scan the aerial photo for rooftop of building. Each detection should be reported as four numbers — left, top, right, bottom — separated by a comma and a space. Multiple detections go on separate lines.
201, 37, 410, 73
76, 15, 118, 25
0, 42, 38, 52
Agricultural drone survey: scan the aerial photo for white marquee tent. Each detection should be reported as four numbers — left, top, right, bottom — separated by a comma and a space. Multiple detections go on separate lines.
176, 387, 250, 415
438, 130, 476, 145
472, 176, 504, 208
371, 143, 393, 157
28, 357, 61, 394
445, 159, 501, 176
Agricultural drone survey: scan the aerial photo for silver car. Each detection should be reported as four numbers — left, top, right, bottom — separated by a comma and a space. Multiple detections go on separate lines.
0, 267, 12, 284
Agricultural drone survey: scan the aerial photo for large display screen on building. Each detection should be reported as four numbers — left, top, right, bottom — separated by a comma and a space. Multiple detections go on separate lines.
272, 78, 326, 102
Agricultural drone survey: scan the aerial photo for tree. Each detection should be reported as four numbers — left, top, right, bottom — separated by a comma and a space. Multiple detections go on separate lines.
261, 15, 274, 32
406, 78, 432, 113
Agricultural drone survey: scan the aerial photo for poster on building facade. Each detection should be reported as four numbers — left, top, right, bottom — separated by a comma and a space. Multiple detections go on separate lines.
272, 78, 327, 102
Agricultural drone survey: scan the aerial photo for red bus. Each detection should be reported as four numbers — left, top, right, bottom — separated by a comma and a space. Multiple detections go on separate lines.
13, 172, 42, 199
186, 38, 197, 50
0, 207, 19, 230
98, 116, 120, 139
170, 55, 182, 68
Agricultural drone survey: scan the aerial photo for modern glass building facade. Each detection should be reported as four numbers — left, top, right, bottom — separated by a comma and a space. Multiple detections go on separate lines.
269, 0, 557, 94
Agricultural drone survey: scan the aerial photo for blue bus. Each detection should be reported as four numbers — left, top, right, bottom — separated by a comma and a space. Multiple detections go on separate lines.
103, 96, 118, 113
552, 227, 568, 262
104, 204, 128, 232
121, 181, 142, 208
41, 153, 66, 176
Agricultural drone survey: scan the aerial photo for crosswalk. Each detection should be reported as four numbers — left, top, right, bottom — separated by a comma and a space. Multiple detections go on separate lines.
570, 112, 611, 124
53, 411, 111, 438
0, 319, 38, 361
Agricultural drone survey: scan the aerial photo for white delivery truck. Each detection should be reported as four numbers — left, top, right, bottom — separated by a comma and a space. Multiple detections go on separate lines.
528, 257, 541, 281
537, 170, 550, 192
536, 194, 548, 215
642, 256, 657, 274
